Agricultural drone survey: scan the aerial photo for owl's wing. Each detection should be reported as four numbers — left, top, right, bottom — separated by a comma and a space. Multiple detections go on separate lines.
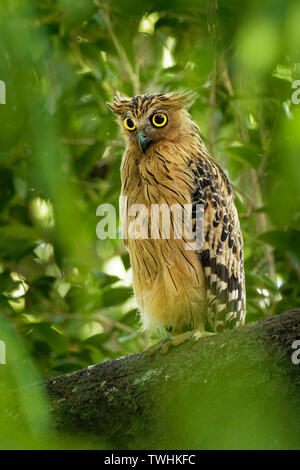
190, 155, 246, 332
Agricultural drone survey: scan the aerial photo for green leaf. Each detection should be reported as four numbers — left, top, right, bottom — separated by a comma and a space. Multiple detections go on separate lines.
102, 286, 133, 307
223, 144, 261, 169
0, 270, 19, 293
0, 224, 40, 260
259, 230, 300, 257
29, 323, 69, 355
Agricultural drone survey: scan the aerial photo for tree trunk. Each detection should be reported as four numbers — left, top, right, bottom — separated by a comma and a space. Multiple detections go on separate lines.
15, 310, 300, 449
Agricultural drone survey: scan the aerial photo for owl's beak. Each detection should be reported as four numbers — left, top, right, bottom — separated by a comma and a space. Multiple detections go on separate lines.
138, 132, 152, 153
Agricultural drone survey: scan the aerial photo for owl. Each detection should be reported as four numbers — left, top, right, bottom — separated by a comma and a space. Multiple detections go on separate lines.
107, 91, 246, 355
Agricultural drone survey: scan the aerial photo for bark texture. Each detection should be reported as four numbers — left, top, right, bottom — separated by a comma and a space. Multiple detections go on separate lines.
39, 309, 300, 449
18, 310, 300, 448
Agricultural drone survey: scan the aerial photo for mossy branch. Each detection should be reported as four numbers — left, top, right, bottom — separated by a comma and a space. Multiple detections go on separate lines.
3, 310, 300, 449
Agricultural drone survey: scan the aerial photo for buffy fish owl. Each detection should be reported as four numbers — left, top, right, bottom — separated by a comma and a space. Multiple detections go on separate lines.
107, 91, 246, 355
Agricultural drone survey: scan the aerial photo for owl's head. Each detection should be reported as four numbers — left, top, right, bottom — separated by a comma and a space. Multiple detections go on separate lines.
107, 91, 197, 153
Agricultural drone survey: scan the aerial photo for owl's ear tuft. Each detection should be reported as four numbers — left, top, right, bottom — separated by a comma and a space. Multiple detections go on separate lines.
106, 91, 131, 114
163, 90, 197, 110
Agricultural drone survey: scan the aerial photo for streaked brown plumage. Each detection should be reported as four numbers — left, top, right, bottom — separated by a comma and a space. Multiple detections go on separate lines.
108, 91, 246, 352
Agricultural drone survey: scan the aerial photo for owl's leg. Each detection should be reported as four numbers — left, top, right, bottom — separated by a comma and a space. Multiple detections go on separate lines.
143, 329, 215, 357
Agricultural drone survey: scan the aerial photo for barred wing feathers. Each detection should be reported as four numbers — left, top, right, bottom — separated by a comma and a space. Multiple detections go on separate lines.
190, 154, 246, 332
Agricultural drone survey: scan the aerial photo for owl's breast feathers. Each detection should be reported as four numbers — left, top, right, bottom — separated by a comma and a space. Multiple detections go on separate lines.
120, 137, 246, 333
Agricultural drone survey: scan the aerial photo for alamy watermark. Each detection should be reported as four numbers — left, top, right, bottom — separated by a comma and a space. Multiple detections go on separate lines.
96, 197, 204, 250
291, 340, 300, 365
291, 80, 300, 105
0, 340, 6, 364
0, 80, 6, 105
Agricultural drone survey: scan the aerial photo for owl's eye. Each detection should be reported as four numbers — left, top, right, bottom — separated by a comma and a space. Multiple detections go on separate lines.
124, 117, 136, 131
151, 113, 168, 128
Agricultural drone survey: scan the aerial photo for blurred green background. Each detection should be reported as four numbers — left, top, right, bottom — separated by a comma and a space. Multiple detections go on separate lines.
0, 0, 300, 449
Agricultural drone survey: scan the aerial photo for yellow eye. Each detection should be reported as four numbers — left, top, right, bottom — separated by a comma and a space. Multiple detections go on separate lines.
152, 113, 168, 128
124, 117, 136, 131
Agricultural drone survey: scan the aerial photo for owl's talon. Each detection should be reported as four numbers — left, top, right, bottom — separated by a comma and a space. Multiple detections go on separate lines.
190, 331, 215, 342
143, 329, 215, 357
156, 337, 173, 356
143, 336, 172, 357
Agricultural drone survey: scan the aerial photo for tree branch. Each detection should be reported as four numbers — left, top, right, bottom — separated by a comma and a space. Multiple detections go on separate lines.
5, 309, 300, 449
99, 2, 140, 95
